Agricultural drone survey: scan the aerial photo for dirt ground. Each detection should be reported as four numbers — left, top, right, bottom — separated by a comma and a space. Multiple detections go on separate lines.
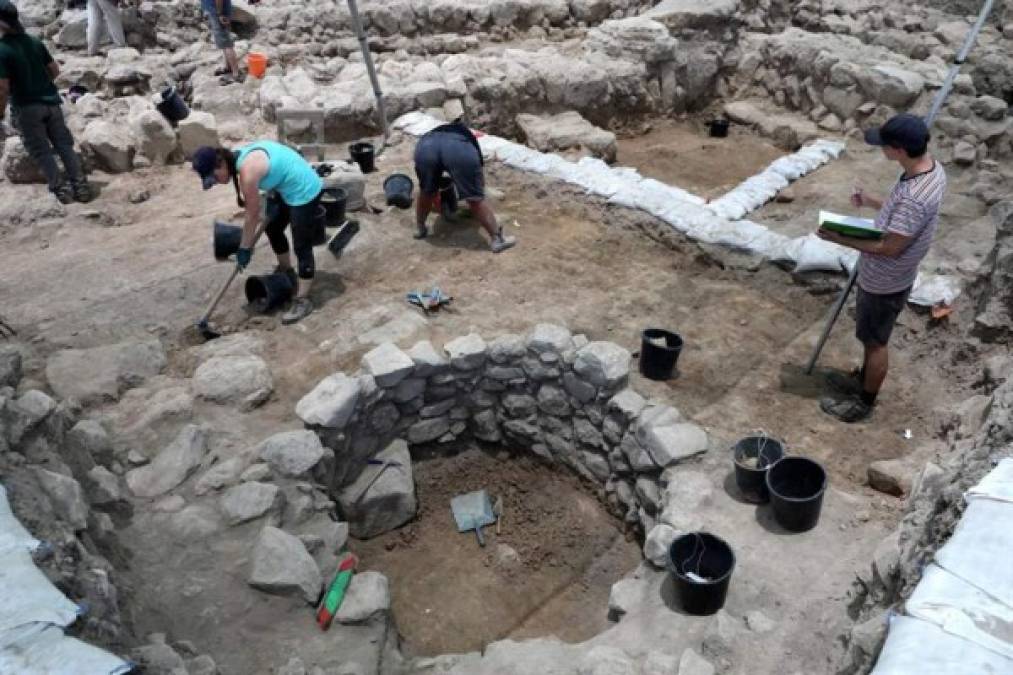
352, 446, 640, 657
0, 117, 992, 672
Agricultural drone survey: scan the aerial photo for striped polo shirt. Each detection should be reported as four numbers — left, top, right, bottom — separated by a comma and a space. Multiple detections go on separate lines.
858, 160, 947, 295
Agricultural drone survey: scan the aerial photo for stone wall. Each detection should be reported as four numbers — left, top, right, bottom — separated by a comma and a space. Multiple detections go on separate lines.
295, 323, 711, 539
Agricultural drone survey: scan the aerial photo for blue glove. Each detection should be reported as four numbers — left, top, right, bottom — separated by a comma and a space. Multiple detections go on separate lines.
236, 247, 252, 272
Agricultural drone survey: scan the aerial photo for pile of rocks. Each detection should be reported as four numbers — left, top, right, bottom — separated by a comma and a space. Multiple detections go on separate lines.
296, 323, 712, 541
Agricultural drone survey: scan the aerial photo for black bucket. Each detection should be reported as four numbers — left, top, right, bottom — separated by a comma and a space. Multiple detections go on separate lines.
766, 456, 827, 532
639, 328, 684, 381
733, 436, 785, 503
384, 173, 414, 209
213, 221, 243, 261
349, 142, 376, 173
438, 175, 458, 217
320, 187, 347, 227
156, 86, 190, 125
709, 119, 729, 138
244, 272, 295, 310
668, 532, 735, 616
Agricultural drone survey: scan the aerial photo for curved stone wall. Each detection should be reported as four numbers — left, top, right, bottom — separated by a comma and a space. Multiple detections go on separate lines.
295, 323, 711, 539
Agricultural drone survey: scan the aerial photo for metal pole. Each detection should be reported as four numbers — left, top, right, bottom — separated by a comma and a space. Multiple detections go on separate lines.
804, 0, 997, 374
346, 0, 389, 151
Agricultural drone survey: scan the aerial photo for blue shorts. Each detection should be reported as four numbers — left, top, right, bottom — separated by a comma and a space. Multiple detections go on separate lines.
202, 0, 234, 49
413, 131, 485, 201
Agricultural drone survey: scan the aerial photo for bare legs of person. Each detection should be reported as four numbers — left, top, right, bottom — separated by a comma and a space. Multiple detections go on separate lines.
223, 47, 241, 79
862, 342, 888, 404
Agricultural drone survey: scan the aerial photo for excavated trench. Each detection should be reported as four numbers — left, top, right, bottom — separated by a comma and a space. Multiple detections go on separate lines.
350, 445, 641, 657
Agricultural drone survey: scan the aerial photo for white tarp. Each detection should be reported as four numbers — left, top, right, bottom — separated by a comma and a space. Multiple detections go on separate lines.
392, 112, 962, 306
0, 485, 130, 674
871, 459, 1013, 673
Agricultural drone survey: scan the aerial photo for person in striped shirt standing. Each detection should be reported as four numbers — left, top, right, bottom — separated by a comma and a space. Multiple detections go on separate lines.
816, 113, 947, 423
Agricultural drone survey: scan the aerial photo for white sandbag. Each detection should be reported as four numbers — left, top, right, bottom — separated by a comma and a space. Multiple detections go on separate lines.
872, 615, 1012, 674
0, 548, 80, 633
906, 563, 1013, 660
791, 234, 855, 273
0, 485, 39, 556
934, 498, 1013, 604
909, 274, 962, 306
0, 624, 131, 675
967, 458, 1013, 505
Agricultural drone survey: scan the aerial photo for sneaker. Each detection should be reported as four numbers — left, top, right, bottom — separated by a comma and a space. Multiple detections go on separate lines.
826, 368, 863, 396
413, 223, 429, 240
490, 229, 516, 254
820, 395, 872, 423
52, 183, 74, 205
72, 181, 94, 203
281, 297, 313, 325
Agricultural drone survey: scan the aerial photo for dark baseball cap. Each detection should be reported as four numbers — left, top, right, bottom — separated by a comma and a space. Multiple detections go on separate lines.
0, 1, 24, 33
864, 113, 930, 155
191, 146, 219, 190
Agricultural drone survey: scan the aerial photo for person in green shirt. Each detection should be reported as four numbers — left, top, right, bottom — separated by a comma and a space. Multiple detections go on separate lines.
0, 1, 92, 203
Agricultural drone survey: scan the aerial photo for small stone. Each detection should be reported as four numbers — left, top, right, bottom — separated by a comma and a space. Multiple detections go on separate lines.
408, 340, 450, 376
128, 189, 150, 204
537, 385, 571, 416
563, 372, 596, 403
362, 342, 414, 387
86, 466, 124, 505
953, 140, 977, 166
527, 323, 572, 354
444, 333, 487, 370
154, 495, 186, 513
126, 425, 207, 498
867, 458, 916, 496
194, 355, 273, 410
644, 523, 677, 568
33, 468, 88, 530
296, 373, 360, 428
488, 333, 527, 363
187, 655, 218, 675
219, 482, 283, 526
745, 610, 776, 633
194, 456, 249, 495
248, 526, 322, 603
258, 430, 325, 476
240, 463, 271, 482
335, 571, 390, 623
609, 389, 646, 421
679, 649, 715, 675
408, 416, 452, 444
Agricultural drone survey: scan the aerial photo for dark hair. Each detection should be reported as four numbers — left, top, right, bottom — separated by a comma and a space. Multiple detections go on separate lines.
216, 147, 245, 207
904, 139, 929, 159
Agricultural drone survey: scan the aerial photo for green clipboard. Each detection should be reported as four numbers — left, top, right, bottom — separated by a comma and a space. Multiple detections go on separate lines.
818, 210, 884, 240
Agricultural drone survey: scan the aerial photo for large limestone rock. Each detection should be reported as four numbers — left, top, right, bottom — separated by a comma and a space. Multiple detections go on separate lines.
516, 111, 617, 163
361, 342, 414, 387
81, 120, 135, 173
637, 406, 708, 467
296, 373, 360, 428
194, 355, 273, 410
574, 342, 630, 388
248, 526, 322, 603
335, 571, 391, 624
1, 135, 47, 184
855, 65, 925, 109
131, 109, 178, 164
177, 111, 220, 158
126, 425, 208, 498
219, 481, 283, 525
643, 0, 740, 30
585, 17, 679, 65
337, 439, 416, 539
46, 339, 166, 405
258, 430, 325, 477
33, 468, 89, 531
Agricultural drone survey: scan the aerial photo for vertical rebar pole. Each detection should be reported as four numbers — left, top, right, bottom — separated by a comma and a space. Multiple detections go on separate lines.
346, 0, 389, 151
804, 0, 997, 374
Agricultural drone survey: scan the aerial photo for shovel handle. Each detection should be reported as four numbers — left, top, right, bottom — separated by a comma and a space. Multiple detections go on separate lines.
197, 222, 268, 327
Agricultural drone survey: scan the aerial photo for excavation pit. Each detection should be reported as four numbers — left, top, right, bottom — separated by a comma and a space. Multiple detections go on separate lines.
351, 446, 640, 657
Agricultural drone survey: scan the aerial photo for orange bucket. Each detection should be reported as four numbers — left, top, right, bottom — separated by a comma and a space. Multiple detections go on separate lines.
247, 52, 267, 79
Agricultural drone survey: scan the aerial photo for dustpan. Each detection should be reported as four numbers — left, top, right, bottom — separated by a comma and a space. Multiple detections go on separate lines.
451, 490, 496, 547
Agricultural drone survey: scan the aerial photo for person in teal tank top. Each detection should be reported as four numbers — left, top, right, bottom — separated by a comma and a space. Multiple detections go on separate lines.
191, 141, 324, 324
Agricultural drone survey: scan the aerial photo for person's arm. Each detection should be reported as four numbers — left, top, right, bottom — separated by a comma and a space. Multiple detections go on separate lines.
239, 174, 262, 248
853, 189, 883, 211
816, 228, 913, 259
0, 79, 9, 121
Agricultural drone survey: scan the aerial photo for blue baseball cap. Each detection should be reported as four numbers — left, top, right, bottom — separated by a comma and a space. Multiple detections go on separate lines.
191, 146, 219, 190
864, 113, 930, 155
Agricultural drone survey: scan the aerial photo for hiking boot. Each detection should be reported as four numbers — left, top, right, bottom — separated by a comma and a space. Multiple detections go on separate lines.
52, 183, 74, 205
490, 228, 516, 254
826, 368, 863, 396
72, 180, 94, 203
281, 297, 313, 325
820, 395, 872, 423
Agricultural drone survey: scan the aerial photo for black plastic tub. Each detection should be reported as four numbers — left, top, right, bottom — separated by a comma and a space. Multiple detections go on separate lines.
156, 86, 189, 125
327, 219, 360, 258
709, 118, 730, 138
349, 142, 376, 173
384, 173, 414, 209
733, 436, 785, 503
766, 456, 827, 532
244, 272, 295, 310
213, 221, 243, 261
320, 187, 347, 227
640, 328, 684, 381
668, 532, 735, 616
